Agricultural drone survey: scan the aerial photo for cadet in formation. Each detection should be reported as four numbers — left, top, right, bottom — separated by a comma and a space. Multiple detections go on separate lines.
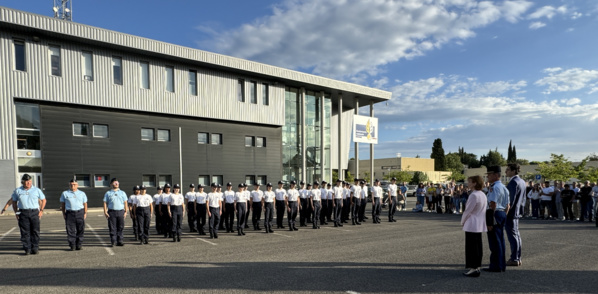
388, 178, 398, 222
167, 184, 185, 242
251, 183, 264, 231
60, 179, 88, 251
371, 179, 383, 223
235, 183, 248, 236
351, 180, 362, 225
206, 183, 222, 239
153, 186, 163, 235
134, 185, 153, 244
262, 183, 275, 233
332, 179, 344, 227
160, 184, 173, 238
275, 181, 287, 229
128, 186, 140, 240
195, 184, 208, 235
103, 178, 128, 247
185, 184, 197, 233
286, 180, 300, 231
299, 181, 309, 227
223, 183, 236, 233
310, 181, 322, 229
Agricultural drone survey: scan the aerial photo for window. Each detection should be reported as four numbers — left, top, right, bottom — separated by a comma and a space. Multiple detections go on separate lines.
14, 40, 26, 71
211, 133, 222, 145
237, 79, 245, 102
73, 123, 89, 136
75, 174, 91, 187
249, 81, 257, 104
93, 124, 109, 138
141, 128, 155, 141
262, 83, 269, 105
198, 175, 209, 186
143, 175, 156, 187
165, 66, 174, 92
211, 175, 223, 186
245, 175, 255, 186
256, 137, 266, 147
198, 132, 209, 144
94, 175, 109, 187
49, 46, 61, 76
15, 103, 40, 150
82, 51, 94, 81
112, 56, 123, 85
157, 129, 170, 142
158, 175, 172, 187
245, 136, 254, 147
257, 175, 267, 185
189, 70, 197, 95
140, 61, 150, 89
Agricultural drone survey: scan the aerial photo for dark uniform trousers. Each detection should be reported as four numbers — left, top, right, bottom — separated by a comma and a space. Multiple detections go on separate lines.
136, 206, 151, 241
372, 197, 381, 222
312, 200, 321, 228
287, 201, 298, 228
187, 202, 196, 232
244, 200, 251, 228
488, 210, 507, 271
196, 203, 207, 234
208, 207, 221, 235
327, 199, 334, 221
299, 198, 309, 226
264, 202, 274, 230
170, 205, 183, 238
160, 205, 172, 237
333, 199, 343, 225
352, 198, 361, 221
108, 209, 125, 244
65, 209, 85, 248
224, 203, 235, 231
154, 204, 162, 234
388, 196, 397, 221
131, 212, 138, 238
320, 199, 328, 225
275, 200, 285, 228
236, 202, 247, 230
18, 209, 41, 250
306, 200, 313, 223
342, 198, 351, 222
359, 198, 367, 221
252, 202, 262, 229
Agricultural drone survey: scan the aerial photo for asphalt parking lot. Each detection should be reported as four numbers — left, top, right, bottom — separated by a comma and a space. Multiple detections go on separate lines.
1, 205, 597, 294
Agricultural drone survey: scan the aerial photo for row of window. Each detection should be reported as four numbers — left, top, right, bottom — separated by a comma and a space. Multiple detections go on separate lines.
73, 123, 109, 138
73, 174, 267, 189
245, 136, 266, 147
238, 79, 269, 105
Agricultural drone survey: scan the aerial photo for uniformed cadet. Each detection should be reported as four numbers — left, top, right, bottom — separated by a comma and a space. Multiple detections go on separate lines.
310, 181, 322, 229
195, 184, 207, 235
103, 178, 128, 247
206, 183, 222, 239
223, 183, 236, 233
60, 179, 88, 251
185, 184, 197, 232
351, 180, 362, 225
168, 184, 185, 242
11, 174, 47, 255
326, 183, 334, 222
485, 166, 510, 273
134, 185, 153, 245
250, 183, 264, 231
235, 183, 248, 236
286, 180, 300, 231
153, 186, 163, 235
298, 181, 309, 227
262, 183, 275, 233
388, 178, 398, 222
342, 182, 351, 223
128, 186, 141, 241
359, 181, 368, 222
319, 181, 329, 225
243, 183, 252, 229
306, 183, 313, 223
371, 179, 383, 223
275, 181, 287, 229
160, 184, 173, 238
332, 179, 344, 227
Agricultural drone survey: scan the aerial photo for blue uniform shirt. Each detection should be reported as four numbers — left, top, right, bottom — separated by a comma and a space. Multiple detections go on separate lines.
488, 181, 509, 211
103, 189, 128, 210
60, 189, 88, 211
12, 186, 45, 209
400, 185, 408, 195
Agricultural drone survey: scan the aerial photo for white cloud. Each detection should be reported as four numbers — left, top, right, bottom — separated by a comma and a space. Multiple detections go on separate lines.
571, 12, 583, 19
529, 21, 546, 30
198, 0, 533, 79
535, 67, 598, 94
528, 5, 567, 20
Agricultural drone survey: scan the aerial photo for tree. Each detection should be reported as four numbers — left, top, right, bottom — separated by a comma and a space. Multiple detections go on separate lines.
587, 153, 598, 161
383, 170, 412, 183
457, 146, 481, 168
363, 171, 371, 183
415, 154, 421, 158
479, 148, 507, 167
430, 138, 446, 171
345, 171, 354, 183
332, 170, 339, 183
507, 140, 514, 163
512, 145, 517, 163
536, 154, 576, 181
411, 171, 429, 184
521, 172, 536, 182
516, 158, 530, 165
445, 153, 465, 181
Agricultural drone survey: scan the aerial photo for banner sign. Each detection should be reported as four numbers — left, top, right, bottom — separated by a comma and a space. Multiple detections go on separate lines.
353, 115, 378, 144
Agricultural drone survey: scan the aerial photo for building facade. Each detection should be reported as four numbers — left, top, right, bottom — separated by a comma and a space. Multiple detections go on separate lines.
349, 157, 452, 183
0, 7, 390, 208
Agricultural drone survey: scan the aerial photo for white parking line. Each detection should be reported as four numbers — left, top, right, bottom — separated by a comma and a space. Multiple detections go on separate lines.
271, 232, 292, 238
0, 227, 16, 242
86, 224, 115, 255
322, 227, 353, 232
196, 238, 217, 246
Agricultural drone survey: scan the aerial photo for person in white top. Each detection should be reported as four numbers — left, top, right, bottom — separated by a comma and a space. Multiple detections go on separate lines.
298, 181, 309, 227
194, 184, 208, 235
359, 181, 368, 222
320, 181, 329, 226
152, 186, 163, 235
159, 184, 173, 238
332, 179, 344, 227
539, 181, 554, 220
310, 182, 322, 229
351, 180, 362, 225
387, 178, 398, 222
206, 183, 222, 239
371, 179, 383, 224
133, 185, 154, 245
275, 181, 287, 229
218, 184, 227, 231
262, 183, 276, 233
250, 183, 264, 231
128, 186, 141, 241
234, 183, 248, 236
286, 181, 301, 231
222, 183, 236, 233
326, 183, 335, 222
527, 183, 541, 219
167, 184, 185, 242
185, 184, 197, 233
342, 181, 351, 223
242, 184, 252, 229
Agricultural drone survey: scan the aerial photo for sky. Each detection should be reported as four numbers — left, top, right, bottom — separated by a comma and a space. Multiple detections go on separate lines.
3, 0, 598, 163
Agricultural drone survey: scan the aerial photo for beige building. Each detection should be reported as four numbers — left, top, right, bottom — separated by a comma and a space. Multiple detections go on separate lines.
348, 157, 452, 183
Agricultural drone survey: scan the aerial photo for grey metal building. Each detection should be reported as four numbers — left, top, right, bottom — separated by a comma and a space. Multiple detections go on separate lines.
0, 7, 391, 208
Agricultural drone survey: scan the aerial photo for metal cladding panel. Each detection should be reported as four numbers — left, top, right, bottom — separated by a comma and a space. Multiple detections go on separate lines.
40, 104, 282, 208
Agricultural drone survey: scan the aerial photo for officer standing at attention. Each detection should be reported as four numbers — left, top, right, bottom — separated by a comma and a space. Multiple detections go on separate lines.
342, 181, 351, 223
505, 163, 526, 267
134, 185, 153, 245
262, 183, 275, 233
388, 178, 398, 222
194, 184, 208, 235
153, 186, 163, 235
359, 181, 368, 222
298, 181, 309, 227
60, 179, 87, 251
103, 178, 128, 247
275, 181, 287, 229
185, 184, 197, 233
128, 186, 141, 241
160, 184, 173, 238
235, 183, 248, 236
484, 166, 510, 273
222, 183, 236, 233
168, 184, 185, 242
206, 183, 222, 239
371, 179, 383, 223
310, 181, 322, 229
351, 180, 362, 225
251, 182, 264, 231
332, 179, 344, 227
286, 180, 300, 231
243, 183, 252, 229
326, 183, 335, 223
320, 181, 329, 226
11, 174, 47, 255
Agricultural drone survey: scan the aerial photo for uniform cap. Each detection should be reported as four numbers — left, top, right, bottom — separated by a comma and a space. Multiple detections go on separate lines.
241, 183, 247, 187
336, 179, 342, 183
391, 177, 397, 181
227, 182, 232, 186
307, 184, 312, 187
164, 183, 171, 188
254, 182, 261, 186
360, 180, 365, 185
486, 166, 501, 174
278, 181, 283, 185
140, 185, 147, 190
313, 181, 320, 186
210, 183, 216, 187
266, 183, 272, 187
21, 174, 32, 181
197, 184, 204, 188
133, 185, 140, 190
157, 186, 163, 190
300, 181, 305, 185
238, 183, 244, 188
173, 184, 181, 189
290, 180, 297, 185
69, 179, 76, 183
189, 183, 195, 188
217, 184, 222, 188
375, 179, 380, 183
321, 181, 327, 184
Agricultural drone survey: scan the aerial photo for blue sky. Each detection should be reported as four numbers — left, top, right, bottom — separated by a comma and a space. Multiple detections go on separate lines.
4, 0, 598, 162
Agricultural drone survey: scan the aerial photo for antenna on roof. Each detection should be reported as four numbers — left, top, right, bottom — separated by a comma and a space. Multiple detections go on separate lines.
53, 0, 72, 21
